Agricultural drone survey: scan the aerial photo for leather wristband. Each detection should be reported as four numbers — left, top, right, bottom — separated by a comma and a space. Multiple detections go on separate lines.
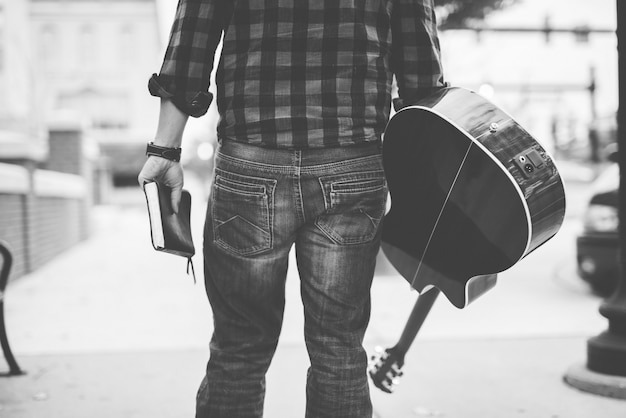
146, 142, 182, 162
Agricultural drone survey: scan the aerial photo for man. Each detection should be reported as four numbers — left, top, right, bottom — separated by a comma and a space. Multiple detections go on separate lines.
138, 1, 446, 417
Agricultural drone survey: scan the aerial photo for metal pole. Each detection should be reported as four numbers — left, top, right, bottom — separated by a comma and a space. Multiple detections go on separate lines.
586, 0, 626, 377
588, 66, 600, 164
564, 1, 626, 398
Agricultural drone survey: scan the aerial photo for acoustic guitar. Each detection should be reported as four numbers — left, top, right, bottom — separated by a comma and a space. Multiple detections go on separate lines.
369, 87, 566, 392
369, 288, 440, 393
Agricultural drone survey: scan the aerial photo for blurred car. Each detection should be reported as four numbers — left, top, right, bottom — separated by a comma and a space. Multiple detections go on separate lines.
576, 155, 619, 296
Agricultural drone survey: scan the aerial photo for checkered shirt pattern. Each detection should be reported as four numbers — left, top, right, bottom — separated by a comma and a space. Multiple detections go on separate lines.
150, 0, 446, 149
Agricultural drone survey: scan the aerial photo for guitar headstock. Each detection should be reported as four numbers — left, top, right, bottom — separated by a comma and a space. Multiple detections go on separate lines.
368, 346, 405, 393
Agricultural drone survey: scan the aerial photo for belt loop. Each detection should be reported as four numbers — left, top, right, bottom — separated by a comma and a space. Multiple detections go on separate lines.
294, 150, 302, 177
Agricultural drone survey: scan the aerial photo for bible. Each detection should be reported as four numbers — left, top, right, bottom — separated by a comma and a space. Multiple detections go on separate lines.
143, 181, 196, 279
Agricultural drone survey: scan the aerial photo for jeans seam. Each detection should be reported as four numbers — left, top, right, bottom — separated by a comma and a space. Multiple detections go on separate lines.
302, 155, 383, 175
294, 150, 306, 223
218, 151, 293, 174
218, 150, 382, 176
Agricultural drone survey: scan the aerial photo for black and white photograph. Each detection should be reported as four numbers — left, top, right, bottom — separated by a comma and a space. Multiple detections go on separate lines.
0, 1, 625, 417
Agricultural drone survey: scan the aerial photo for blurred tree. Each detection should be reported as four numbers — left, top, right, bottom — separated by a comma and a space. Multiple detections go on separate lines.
435, 0, 519, 29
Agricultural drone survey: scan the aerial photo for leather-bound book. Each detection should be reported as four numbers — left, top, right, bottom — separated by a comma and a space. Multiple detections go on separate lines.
143, 182, 195, 275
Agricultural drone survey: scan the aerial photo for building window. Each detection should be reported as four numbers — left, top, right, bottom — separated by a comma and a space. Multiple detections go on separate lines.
78, 24, 96, 66
0, 7, 4, 72
58, 89, 130, 130
40, 24, 57, 67
0, 34, 4, 73
119, 24, 134, 63
91, 93, 130, 129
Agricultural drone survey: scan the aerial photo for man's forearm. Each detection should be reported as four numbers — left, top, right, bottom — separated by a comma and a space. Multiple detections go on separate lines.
153, 99, 189, 148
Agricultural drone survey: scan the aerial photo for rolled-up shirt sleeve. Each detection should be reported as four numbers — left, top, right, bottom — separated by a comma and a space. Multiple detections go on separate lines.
391, 0, 447, 111
149, 0, 226, 118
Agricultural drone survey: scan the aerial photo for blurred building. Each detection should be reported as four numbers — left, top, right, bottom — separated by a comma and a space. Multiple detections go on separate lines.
28, 0, 164, 187
0, 0, 165, 280
1, 0, 619, 177
439, 0, 618, 161
0, 0, 45, 151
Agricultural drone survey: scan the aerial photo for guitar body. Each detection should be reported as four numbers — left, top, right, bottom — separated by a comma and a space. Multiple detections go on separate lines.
382, 87, 566, 308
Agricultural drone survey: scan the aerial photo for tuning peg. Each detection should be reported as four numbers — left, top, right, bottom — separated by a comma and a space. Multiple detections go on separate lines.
390, 364, 403, 376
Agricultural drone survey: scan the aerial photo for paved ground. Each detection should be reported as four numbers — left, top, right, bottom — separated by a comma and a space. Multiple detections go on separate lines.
1, 166, 626, 417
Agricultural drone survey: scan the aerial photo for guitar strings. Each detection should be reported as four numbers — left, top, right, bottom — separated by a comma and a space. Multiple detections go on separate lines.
410, 141, 475, 289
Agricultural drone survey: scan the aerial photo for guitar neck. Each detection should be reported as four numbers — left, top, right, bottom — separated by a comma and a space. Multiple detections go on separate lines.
394, 288, 440, 355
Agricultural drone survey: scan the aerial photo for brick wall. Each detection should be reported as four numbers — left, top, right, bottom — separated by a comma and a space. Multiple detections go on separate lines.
29, 197, 84, 272
0, 163, 88, 282
0, 164, 30, 279
0, 122, 96, 282
0, 194, 29, 279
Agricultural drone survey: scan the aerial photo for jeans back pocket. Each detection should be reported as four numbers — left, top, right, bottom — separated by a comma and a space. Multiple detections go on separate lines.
211, 171, 276, 256
316, 170, 387, 245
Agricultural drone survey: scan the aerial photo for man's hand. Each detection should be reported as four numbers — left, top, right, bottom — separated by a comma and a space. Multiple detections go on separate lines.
138, 156, 184, 213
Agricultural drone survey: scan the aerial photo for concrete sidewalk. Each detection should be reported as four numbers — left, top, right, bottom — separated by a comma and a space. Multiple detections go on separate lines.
1, 179, 626, 417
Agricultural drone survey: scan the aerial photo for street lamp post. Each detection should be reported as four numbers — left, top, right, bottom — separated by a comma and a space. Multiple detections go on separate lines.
564, 1, 626, 399
588, 0, 626, 375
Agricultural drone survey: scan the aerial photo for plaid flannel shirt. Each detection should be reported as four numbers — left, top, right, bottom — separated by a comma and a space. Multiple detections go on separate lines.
149, 0, 446, 149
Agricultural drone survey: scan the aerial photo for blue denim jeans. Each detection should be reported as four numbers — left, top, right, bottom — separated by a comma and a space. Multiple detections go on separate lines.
196, 139, 387, 418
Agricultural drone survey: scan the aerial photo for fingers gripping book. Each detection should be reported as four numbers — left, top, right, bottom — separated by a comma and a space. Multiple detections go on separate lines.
143, 181, 196, 281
